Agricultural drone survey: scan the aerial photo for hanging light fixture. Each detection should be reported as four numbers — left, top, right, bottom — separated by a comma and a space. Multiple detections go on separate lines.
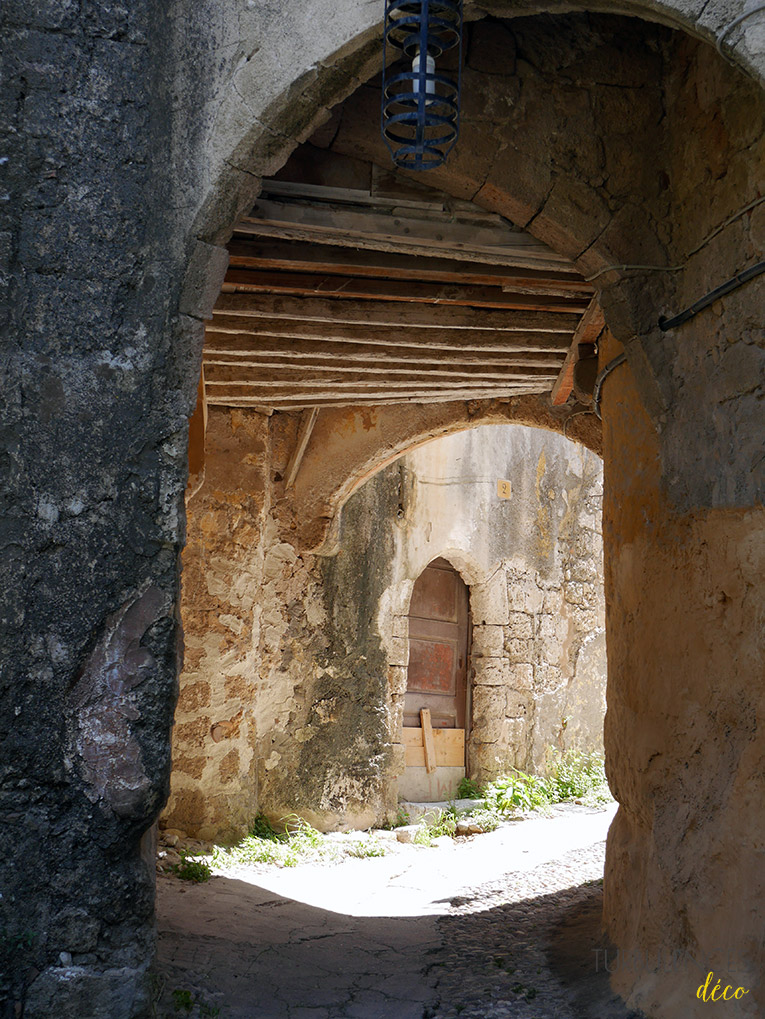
381, 0, 463, 171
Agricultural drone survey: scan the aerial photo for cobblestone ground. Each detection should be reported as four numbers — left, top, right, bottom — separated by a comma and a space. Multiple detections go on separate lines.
426, 844, 644, 1019
156, 809, 644, 1018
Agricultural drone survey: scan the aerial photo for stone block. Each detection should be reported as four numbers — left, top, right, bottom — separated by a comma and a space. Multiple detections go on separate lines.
507, 664, 534, 691
535, 663, 563, 692
470, 574, 508, 624
471, 624, 505, 657
505, 637, 533, 664
505, 692, 531, 719
507, 582, 543, 614
474, 660, 512, 687
505, 612, 533, 640
472, 684, 507, 721
388, 637, 409, 667
391, 615, 409, 639
387, 666, 408, 696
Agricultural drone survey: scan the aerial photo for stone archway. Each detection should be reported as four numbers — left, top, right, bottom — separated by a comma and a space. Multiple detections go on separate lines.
5, 3, 765, 1017
176, 12, 765, 1015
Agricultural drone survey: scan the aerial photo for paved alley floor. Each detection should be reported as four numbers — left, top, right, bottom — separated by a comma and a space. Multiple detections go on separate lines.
155, 803, 644, 1019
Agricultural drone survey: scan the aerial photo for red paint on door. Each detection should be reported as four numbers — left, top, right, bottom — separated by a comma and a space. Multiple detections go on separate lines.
405, 557, 469, 732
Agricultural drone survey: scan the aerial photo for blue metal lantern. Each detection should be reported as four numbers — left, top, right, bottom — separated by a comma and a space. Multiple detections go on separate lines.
382, 0, 463, 171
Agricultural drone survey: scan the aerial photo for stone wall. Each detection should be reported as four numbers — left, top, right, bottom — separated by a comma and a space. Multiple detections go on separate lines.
373, 426, 606, 788
166, 420, 605, 834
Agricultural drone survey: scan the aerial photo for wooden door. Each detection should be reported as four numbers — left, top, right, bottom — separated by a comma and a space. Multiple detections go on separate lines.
405, 558, 469, 731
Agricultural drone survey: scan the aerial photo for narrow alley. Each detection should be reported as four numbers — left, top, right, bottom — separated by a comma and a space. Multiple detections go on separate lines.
155, 805, 642, 1018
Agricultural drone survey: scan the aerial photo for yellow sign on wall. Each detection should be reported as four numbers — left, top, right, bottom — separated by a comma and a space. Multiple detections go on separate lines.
497, 479, 512, 499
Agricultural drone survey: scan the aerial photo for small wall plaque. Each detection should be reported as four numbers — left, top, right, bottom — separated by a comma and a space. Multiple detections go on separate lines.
497, 479, 512, 499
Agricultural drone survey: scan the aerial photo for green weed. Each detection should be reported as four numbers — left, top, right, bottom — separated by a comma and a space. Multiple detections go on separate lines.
172, 988, 193, 1012
172, 852, 212, 883
214, 814, 338, 869
346, 836, 387, 858
480, 749, 611, 818
456, 776, 482, 799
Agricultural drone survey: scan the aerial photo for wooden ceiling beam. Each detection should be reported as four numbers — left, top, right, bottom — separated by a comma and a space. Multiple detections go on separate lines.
227, 239, 593, 295
206, 387, 551, 409
238, 199, 574, 271
203, 352, 566, 372
203, 365, 558, 385
211, 295, 581, 333
205, 323, 571, 356
222, 270, 589, 313
206, 382, 551, 399
550, 299, 606, 406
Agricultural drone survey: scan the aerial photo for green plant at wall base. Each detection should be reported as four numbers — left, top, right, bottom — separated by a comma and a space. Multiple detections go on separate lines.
347, 836, 387, 858
544, 747, 609, 802
482, 770, 552, 813
172, 988, 194, 1012
214, 814, 340, 868
480, 749, 611, 817
456, 776, 482, 799
249, 813, 280, 841
381, 806, 410, 829
172, 851, 212, 883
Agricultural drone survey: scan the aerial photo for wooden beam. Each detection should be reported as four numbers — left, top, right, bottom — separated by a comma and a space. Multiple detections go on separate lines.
420, 709, 436, 774
223, 269, 589, 314
238, 199, 575, 270
260, 177, 447, 213
203, 343, 567, 369
206, 390, 550, 409
205, 384, 550, 405
212, 295, 581, 333
284, 407, 319, 490
550, 299, 606, 406
227, 239, 593, 295
205, 321, 572, 355
205, 378, 553, 392
203, 356, 564, 377
203, 365, 559, 385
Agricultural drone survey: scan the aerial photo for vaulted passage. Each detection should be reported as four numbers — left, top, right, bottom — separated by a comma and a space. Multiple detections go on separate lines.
3, 4, 764, 1019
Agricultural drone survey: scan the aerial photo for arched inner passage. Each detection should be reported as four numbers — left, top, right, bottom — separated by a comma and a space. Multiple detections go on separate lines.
165, 14, 765, 1015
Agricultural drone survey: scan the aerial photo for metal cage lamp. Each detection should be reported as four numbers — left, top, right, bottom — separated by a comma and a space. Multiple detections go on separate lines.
381, 0, 463, 171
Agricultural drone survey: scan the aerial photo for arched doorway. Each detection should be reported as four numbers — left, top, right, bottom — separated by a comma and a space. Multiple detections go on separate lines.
401, 557, 470, 802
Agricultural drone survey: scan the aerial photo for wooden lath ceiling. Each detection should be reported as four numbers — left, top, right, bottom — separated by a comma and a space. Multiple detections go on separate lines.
204, 168, 594, 410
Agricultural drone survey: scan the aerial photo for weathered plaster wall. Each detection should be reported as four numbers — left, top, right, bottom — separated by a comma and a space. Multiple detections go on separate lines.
371, 426, 606, 789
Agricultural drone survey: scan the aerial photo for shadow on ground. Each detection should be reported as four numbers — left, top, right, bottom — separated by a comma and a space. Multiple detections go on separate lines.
155, 870, 645, 1019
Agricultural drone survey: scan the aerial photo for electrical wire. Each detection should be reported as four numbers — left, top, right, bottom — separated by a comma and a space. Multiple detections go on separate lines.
585, 195, 765, 282
716, 3, 765, 61
592, 353, 627, 420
